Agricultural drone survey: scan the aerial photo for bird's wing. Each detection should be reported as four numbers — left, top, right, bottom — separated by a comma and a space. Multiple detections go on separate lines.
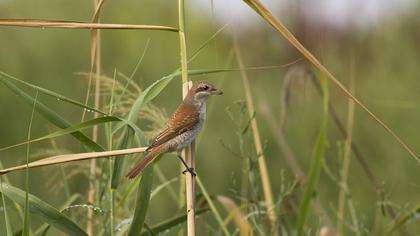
147, 106, 200, 150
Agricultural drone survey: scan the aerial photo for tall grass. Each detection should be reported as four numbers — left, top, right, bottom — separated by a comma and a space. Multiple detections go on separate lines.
0, 1, 419, 235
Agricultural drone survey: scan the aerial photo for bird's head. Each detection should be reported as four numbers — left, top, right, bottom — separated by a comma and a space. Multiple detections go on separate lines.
190, 81, 223, 102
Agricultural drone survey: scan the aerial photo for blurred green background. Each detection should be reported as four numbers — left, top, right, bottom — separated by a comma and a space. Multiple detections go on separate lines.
1, 0, 420, 235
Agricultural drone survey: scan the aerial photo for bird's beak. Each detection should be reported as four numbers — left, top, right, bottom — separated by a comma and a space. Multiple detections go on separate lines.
211, 88, 223, 95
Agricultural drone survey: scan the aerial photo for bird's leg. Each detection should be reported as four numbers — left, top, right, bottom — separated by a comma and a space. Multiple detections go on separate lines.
177, 152, 196, 177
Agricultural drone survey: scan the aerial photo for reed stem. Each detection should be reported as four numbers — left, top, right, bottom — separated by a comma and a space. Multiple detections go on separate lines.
178, 0, 196, 235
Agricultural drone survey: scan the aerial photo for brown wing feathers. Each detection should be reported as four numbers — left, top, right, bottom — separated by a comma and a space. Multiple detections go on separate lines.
126, 102, 199, 179
146, 103, 199, 150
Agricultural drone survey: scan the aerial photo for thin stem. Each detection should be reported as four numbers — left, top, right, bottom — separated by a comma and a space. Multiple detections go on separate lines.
178, 0, 196, 235
196, 177, 231, 236
23, 91, 38, 236
87, 0, 104, 234
337, 55, 355, 236
233, 34, 277, 230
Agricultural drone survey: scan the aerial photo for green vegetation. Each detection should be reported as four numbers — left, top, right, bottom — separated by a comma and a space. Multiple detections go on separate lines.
0, 0, 419, 235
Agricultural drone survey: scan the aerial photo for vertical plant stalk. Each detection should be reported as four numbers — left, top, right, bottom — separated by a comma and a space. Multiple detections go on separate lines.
108, 70, 116, 236
87, 0, 105, 234
233, 36, 277, 229
296, 75, 329, 236
336, 58, 355, 236
311, 73, 408, 235
179, 0, 196, 235
260, 89, 333, 227
23, 91, 38, 236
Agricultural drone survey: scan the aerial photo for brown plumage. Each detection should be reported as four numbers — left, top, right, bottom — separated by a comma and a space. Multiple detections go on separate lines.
126, 81, 223, 179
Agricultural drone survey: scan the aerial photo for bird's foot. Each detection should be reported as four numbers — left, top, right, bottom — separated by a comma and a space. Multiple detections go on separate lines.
182, 167, 197, 177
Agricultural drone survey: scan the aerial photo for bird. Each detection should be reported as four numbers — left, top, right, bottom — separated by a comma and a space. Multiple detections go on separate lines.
126, 81, 223, 179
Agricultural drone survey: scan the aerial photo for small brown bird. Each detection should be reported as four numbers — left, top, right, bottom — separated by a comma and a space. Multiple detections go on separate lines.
126, 81, 223, 179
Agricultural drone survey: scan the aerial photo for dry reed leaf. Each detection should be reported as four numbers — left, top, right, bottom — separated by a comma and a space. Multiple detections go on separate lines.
216, 195, 253, 236
243, 0, 419, 163
0, 19, 178, 31
0, 147, 146, 175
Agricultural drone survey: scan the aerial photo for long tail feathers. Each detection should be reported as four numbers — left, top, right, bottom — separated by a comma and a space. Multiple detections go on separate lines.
126, 147, 162, 179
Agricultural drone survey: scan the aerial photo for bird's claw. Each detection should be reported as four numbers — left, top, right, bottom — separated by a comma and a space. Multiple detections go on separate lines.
182, 167, 196, 177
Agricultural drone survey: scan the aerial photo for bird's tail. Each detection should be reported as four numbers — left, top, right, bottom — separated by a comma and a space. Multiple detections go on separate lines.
126, 147, 164, 179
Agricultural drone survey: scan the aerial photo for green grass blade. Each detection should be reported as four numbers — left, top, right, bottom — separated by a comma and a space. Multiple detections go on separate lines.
385, 204, 420, 235
296, 75, 329, 235
140, 208, 209, 235
116, 175, 140, 211
187, 23, 228, 64
111, 127, 135, 188
34, 194, 80, 236
0, 183, 88, 236
0, 162, 13, 236
196, 177, 231, 236
22, 90, 37, 236
0, 71, 106, 115
113, 40, 150, 111
111, 74, 175, 187
0, 77, 105, 152
127, 164, 154, 236
0, 116, 121, 151
118, 74, 177, 132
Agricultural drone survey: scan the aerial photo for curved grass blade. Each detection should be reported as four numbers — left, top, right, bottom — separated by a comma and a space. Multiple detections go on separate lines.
111, 127, 136, 188
127, 164, 154, 236
296, 75, 329, 236
0, 163, 13, 236
35, 194, 80, 236
22, 90, 38, 236
111, 74, 176, 188
140, 208, 209, 235
385, 204, 420, 236
0, 116, 121, 152
0, 71, 106, 115
196, 177, 231, 236
113, 74, 177, 133
0, 77, 105, 152
0, 183, 88, 236
243, 0, 419, 163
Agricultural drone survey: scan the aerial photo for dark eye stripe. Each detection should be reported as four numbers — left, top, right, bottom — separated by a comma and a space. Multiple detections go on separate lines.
196, 85, 209, 92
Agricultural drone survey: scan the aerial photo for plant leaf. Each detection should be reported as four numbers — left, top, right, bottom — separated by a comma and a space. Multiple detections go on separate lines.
0, 76, 105, 152
385, 204, 420, 236
0, 183, 88, 236
196, 177, 231, 236
296, 75, 329, 235
111, 127, 136, 188
0, 71, 106, 115
128, 164, 154, 236
111, 74, 175, 188
0, 162, 13, 236
242, 0, 419, 163
0, 116, 122, 152
34, 194, 80, 236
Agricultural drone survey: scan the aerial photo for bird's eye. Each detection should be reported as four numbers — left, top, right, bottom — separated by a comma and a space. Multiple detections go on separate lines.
202, 85, 209, 90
